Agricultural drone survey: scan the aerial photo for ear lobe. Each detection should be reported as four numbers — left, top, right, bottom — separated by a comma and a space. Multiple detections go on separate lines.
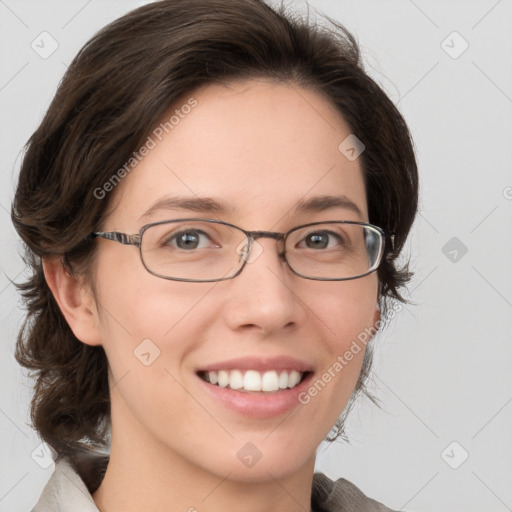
43, 257, 102, 346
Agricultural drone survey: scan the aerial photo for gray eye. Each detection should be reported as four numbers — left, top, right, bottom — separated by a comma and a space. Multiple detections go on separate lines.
169, 230, 210, 250
302, 231, 343, 249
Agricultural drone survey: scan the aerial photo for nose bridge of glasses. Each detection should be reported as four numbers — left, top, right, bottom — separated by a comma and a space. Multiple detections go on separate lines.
247, 230, 286, 254
249, 230, 285, 241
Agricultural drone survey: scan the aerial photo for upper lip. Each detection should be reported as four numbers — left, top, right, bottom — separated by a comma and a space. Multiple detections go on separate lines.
197, 356, 314, 373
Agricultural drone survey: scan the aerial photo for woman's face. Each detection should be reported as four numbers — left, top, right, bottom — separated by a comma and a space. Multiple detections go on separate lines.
89, 79, 380, 481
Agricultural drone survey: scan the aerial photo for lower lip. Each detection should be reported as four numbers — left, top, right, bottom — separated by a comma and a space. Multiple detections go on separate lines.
196, 372, 314, 419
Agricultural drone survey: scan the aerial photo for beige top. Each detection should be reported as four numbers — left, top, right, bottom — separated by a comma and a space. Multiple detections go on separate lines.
33, 459, 397, 511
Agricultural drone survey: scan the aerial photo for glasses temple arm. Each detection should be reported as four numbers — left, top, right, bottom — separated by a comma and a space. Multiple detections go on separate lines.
92, 231, 141, 246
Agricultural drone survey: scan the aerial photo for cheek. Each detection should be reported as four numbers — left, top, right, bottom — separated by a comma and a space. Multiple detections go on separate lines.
93, 271, 219, 431
308, 276, 379, 349
92, 252, 222, 381
303, 277, 378, 406
94, 246, 215, 335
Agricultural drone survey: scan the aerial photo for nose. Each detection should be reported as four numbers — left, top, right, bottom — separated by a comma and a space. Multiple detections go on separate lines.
221, 237, 300, 335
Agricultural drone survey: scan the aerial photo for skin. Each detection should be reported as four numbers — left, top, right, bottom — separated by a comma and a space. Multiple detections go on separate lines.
44, 79, 381, 512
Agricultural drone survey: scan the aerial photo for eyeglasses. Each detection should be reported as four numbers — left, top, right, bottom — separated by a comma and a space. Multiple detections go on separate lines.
90, 218, 392, 282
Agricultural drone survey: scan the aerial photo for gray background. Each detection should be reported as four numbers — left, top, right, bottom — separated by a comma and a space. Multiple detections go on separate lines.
1, 0, 511, 510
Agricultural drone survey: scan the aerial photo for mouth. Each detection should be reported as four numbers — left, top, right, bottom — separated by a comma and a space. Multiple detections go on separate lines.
194, 355, 315, 418
197, 369, 311, 394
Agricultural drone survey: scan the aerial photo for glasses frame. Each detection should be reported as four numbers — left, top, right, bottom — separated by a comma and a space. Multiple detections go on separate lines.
90, 218, 393, 282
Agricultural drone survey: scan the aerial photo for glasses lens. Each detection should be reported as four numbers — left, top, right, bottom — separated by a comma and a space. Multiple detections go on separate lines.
285, 222, 383, 280
140, 220, 247, 281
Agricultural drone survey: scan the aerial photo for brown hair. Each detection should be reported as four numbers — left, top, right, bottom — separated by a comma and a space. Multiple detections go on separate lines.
11, 0, 418, 491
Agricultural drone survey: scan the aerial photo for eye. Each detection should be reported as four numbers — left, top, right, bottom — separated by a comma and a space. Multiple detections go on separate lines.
166, 229, 215, 250
299, 230, 345, 250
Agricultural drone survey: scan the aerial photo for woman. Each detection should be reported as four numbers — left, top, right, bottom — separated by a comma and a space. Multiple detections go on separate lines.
12, 0, 418, 510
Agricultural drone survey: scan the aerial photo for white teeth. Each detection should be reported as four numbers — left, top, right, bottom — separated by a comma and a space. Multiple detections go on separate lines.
230, 370, 243, 390
261, 371, 279, 392
244, 370, 261, 391
201, 369, 305, 392
217, 370, 229, 388
287, 370, 301, 388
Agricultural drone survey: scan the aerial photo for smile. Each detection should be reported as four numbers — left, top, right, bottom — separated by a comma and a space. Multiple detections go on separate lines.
198, 369, 307, 393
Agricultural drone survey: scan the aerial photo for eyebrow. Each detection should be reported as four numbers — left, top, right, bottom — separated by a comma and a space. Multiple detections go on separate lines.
140, 194, 363, 220
293, 195, 363, 219
140, 196, 237, 220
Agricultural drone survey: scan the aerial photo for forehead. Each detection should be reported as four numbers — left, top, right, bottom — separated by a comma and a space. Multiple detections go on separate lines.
106, 79, 368, 228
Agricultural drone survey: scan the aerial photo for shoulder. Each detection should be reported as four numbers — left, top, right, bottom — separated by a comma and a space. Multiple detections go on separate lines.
32, 459, 98, 512
312, 472, 398, 512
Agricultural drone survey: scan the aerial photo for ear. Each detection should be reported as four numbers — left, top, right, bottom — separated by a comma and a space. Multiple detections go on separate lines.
43, 257, 102, 346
